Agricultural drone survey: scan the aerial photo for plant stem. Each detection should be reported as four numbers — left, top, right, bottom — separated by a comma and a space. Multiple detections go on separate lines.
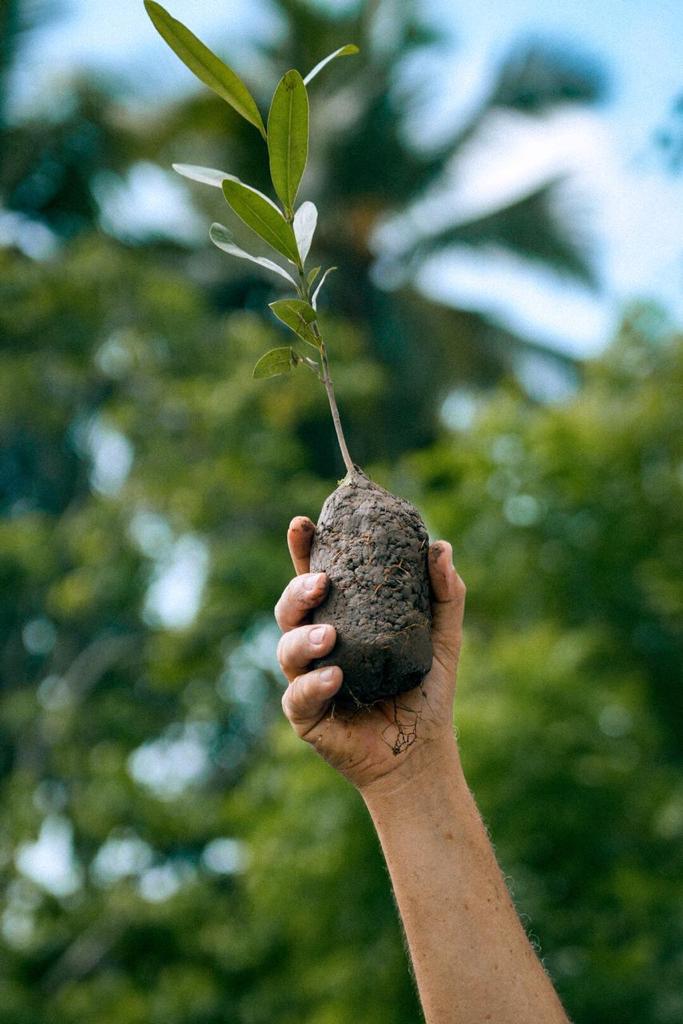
320, 345, 355, 479
297, 268, 357, 480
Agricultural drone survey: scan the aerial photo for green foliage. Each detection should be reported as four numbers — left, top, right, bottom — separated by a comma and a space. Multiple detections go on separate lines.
3, 3, 676, 1023
403, 310, 683, 1021
146, 9, 355, 459
172, 163, 229, 188
292, 201, 317, 263
306, 265, 321, 288
3, 0, 608, 460
303, 44, 360, 86
269, 298, 319, 349
252, 346, 299, 378
209, 222, 297, 285
311, 266, 337, 310
267, 69, 309, 217
221, 178, 300, 264
2, 225, 680, 1023
143, 1, 266, 138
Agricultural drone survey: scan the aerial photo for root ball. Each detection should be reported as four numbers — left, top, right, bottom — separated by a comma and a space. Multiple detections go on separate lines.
310, 470, 432, 704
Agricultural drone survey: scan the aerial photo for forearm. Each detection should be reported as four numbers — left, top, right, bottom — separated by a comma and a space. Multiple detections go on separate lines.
361, 738, 569, 1024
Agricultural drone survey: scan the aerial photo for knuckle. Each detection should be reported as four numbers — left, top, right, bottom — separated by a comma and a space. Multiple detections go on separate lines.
303, 622, 319, 644
284, 677, 305, 720
276, 632, 288, 665
297, 575, 317, 605
274, 589, 290, 626
281, 687, 295, 722
281, 574, 325, 620
298, 573, 327, 605
307, 622, 334, 650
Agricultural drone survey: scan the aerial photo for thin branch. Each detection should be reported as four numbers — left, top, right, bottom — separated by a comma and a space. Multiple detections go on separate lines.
321, 351, 355, 478
298, 268, 357, 479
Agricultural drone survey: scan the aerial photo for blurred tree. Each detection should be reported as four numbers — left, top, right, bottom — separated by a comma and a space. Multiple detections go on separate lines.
1, 0, 607, 464
4, 3, 679, 1024
404, 305, 683, 1023
224, 307, 683, 1024
1, 204, 681, 1023
0, 227, 410, 1022
148, 0, 607, 463
0, 0, 61, 137
2, 81, 139, 240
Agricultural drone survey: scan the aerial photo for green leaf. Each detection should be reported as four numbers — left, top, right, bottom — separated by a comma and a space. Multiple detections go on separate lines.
173, 164, 231, 188
307, 266, 321, 288
311, 266, 337, 310
252, 347, 299, 379
209, 223, 297, 285
267, 69, 309, 216
293, 201, 317, 263
144, 1, 266, 138
269, 298, 320, 349
303, 44, 359, 86
222, 178, 299, 264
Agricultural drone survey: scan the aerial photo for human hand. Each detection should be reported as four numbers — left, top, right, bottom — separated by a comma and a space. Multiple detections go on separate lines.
276, 515, 466, 794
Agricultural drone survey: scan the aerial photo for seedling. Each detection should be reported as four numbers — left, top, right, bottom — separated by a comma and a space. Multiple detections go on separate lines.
145, 2, 433, 706
145, 0, 356, 476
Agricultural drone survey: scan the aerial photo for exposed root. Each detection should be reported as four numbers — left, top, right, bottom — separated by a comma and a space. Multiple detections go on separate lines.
418, 678, 435, 715
329, 686, 377, 720
381, 695, 423, 756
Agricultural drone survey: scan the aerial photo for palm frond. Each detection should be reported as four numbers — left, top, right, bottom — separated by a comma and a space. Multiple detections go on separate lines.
409, 177, 598, 288
489, 38, 608, 112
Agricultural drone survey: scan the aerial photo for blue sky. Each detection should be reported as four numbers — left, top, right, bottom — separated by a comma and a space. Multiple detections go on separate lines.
9, 0, 683, 356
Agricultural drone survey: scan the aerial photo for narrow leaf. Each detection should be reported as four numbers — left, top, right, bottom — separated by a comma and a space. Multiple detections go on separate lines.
267, 69, 309, 215
293, 201, 317, 263
307, 265, 321, 288
253, 347, 298, 379
144, 1, 266, 138
269, 298, 320, 349
222, 178, 299, 264
311, 266, 337, 310
209, 223, 297, 285
303, 44, 359, 86
173, 164, 231, 188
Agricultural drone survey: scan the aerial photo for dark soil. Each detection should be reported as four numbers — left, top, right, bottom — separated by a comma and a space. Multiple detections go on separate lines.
310, 469, 432, 705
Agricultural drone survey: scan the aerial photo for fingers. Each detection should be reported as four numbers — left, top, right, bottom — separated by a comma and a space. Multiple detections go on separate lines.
288, 516, 315, 575
276, 622, 337, 682
275, 572, 328, 632
282, 665, 343, 731
428, 541, 466, 678
281, 516, 342, 735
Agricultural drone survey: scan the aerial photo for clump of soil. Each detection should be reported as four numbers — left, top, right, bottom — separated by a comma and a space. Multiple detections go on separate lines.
310, 469, 432, 705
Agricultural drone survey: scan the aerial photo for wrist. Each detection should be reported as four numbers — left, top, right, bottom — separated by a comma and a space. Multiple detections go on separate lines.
359, 729, 465, 811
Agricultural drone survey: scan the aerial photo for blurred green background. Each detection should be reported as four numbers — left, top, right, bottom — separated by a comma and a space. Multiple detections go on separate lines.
1, 1, 682, 1021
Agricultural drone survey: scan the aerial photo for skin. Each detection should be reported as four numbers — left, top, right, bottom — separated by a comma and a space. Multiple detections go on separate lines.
276, 515, 571, 1024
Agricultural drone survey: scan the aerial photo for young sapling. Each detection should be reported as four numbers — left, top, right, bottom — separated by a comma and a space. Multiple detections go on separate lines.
145, 1, 433, 706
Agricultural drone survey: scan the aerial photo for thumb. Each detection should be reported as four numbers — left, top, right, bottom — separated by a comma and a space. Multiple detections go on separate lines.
428, 541, 466, 679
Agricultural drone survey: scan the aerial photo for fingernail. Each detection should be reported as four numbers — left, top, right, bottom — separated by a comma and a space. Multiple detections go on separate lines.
310, 625, 328, 645
303, 573, 323, 593
320, 667, 336, 682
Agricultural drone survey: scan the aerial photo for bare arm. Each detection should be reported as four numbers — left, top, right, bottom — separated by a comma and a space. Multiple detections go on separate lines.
362, 742, 569, 1023
276, 516, 570, 1024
